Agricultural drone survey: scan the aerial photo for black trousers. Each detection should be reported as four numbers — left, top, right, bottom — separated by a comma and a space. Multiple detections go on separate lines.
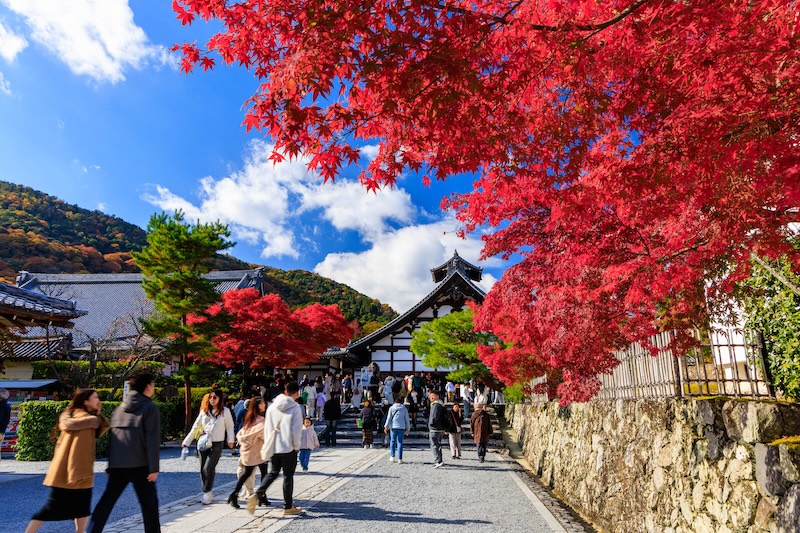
232, 463, 268, 496
256, 451, 298, 509
325, 420, 337, 445
88, 466, 160, 533
199, 441, 224, 492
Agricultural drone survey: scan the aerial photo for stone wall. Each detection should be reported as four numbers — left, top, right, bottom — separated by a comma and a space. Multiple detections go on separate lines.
507, 399, 800, 533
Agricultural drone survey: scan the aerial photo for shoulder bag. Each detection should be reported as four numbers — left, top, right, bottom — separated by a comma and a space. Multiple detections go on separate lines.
260, 413, 284, 462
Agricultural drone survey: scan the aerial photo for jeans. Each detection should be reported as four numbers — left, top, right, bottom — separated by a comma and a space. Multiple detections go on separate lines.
299, 449, 311, 470
389, 429, 405, 460
232, 463, 267, 497
199, 441, 224, 492
325, 420, 337, 446
477, 442, 487, 459
256, 450, 298, 509
88, 466, 160, 533
429, 430, 444, 464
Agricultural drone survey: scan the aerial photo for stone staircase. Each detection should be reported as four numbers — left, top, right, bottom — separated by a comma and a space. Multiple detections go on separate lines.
315, 403, 503, 449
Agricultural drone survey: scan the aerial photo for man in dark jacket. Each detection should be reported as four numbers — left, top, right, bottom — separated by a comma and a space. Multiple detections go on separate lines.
323, 393, 342, 446
88, 372, 161, 533
428, 389, 447, 467
0, 389, 11, 463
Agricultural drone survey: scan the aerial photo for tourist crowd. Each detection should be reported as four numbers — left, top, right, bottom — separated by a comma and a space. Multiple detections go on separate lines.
18, 369, 498, 532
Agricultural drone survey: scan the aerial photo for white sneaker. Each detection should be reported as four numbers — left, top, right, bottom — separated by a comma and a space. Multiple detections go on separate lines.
370, 444, 374, 449
433, 462, 443, 468
389, 456, 396, 463
398, 460, 404, 464
363, 445, 368, 449
201, 491, 214, 504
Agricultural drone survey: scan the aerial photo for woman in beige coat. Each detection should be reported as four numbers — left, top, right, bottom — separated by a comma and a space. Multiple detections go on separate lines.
228, 397, 267, 509
25, 389, 109, 533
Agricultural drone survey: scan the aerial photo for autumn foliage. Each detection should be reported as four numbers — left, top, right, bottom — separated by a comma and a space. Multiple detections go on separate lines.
197, 288, 353, 369
173, 0, 800, 402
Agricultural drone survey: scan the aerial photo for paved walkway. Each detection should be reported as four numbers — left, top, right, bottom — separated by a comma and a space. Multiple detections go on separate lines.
98, 447, 569, 533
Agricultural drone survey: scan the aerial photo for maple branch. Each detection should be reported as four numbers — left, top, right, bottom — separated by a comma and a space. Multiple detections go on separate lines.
657, 238, 709, 266
433, 0, 653, 32
751, 254, 800, 297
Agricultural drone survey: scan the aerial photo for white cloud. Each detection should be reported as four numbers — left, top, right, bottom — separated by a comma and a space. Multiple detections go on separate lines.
314, 220, 500, 312
2, 0, 169, 83
359, 144, 380, 161
0, 20, 27, 61
96, 202, 106, 211
300, 180, 414, 239
143, 140, 416, 261
0, 71, 10, 95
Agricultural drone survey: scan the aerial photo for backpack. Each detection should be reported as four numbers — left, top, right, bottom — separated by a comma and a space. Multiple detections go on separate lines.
361, 407, 375, 424
391, 380, 402, 394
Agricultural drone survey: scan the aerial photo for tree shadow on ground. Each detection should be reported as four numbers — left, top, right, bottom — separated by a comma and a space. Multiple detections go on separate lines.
304, 500, 492, 525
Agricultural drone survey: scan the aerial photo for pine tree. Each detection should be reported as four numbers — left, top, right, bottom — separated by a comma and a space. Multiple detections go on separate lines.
133, 211, 233, 431
409, 308, 504, 391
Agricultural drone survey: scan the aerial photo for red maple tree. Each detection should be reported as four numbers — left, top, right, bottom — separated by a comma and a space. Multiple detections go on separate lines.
196, 288, 353, 369
172, 0, 800, 402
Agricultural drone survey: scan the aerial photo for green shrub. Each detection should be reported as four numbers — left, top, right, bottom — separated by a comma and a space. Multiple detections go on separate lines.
15, 399, 177, 461
503, 382, 526, 403
739, 252, 800, 400
31, 361, 166, 390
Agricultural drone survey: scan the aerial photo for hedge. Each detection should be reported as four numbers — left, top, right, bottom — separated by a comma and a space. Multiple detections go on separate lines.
31, 360, 166, 389
16, 400, 176, 461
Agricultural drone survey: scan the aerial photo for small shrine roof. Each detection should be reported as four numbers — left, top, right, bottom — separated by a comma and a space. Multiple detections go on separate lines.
430, 250, 482, 283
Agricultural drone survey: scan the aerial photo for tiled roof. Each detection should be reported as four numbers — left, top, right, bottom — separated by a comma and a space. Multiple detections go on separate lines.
4, 336, 72, 360
348, 268, 485, 353
16, 269, 264, 348
322, 347, 358, 362
0, 281, 86, 328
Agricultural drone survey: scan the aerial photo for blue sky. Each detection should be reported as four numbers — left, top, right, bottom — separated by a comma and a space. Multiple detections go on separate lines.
0, 0, 507, 312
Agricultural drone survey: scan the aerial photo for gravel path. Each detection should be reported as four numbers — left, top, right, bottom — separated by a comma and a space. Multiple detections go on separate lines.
277, 448, 564, 533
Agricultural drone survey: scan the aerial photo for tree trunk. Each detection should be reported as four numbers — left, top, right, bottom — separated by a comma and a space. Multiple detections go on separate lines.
183, 365, 193, 434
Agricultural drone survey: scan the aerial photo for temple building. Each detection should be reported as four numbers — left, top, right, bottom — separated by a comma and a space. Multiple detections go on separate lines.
347, 251, 486, 374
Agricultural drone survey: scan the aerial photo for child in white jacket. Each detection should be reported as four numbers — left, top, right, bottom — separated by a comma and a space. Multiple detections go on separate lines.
298, 417, 320, 471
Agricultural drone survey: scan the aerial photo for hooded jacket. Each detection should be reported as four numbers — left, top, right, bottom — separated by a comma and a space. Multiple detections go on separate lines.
263, 394, 303, 454
236, 415, 265, 467
428, 399, 447, 431
108, 390, 161, 473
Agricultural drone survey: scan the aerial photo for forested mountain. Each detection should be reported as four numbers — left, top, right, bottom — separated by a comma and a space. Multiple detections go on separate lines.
0, 180, 396, 329
0, 181, 250, 279
262, 267, 396, 333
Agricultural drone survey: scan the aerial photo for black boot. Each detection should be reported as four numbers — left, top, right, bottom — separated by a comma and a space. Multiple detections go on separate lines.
257, 492, 271, 506
228, 492, 240, 509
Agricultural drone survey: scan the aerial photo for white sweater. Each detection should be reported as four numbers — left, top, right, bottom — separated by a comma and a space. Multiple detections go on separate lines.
183, 407, 235, 446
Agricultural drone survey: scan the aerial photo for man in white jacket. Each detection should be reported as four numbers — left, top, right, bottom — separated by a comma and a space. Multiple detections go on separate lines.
252, 381, 304, 516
